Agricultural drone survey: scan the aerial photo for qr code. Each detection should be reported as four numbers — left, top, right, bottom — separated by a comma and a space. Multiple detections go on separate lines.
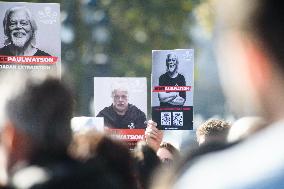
172, 112, 183, 126
161, 112, 171, 126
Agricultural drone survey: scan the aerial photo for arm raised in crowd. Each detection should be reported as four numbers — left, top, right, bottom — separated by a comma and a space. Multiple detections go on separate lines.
145, 120, 163, 152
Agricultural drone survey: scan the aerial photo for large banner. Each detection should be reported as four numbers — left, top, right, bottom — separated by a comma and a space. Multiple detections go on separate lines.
152, 49, 194, 130
0, 2, 60, 76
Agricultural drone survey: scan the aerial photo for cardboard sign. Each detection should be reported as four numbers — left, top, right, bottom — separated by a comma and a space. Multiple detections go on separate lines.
152, 49, 194, 130
94, 77, 147, 129
71, 117, 104, 133
105, 128, 145, 150
0, 2, 61, 76
105, 128, 145, 141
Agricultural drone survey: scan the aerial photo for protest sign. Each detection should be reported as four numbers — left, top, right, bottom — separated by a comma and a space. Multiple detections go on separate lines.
152, 49, 194, 130
94, 77, 147, 129
0, 2, 60, 76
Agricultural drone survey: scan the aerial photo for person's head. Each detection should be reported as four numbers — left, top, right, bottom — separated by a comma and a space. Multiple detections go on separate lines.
157, 142, 179, 164
0, 73, 73, 173
111, 88, 129, 115
166, 53, 179, 74
70, 130, 138, 189
196, 119, 231, 146
215, 0, 284, 121
3, 6, 37, 48
133, 141, 161, 189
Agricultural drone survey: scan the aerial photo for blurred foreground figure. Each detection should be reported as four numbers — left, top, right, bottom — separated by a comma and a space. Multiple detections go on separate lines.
174, 0, 284, 188
70, 130, 139, 189
0, 73, 130, 189
133, 141, 161, 189
228, 116, 267, 143
145, 121, 179, 166
0, 73, 73, 188
145, 120, 163, 152
157, 142, 180, 167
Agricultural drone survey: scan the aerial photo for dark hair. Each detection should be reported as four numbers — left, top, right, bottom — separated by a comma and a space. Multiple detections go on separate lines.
95, 136, 138, 188
133, 141, 161, 189
253, 0, 284, 73
159, 142, 180, 158
70, 131, 139, 189
6, 78, 73, 154
217, 0, 284, 72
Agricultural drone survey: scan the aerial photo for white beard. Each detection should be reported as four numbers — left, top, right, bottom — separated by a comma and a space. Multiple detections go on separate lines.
10, 30, 31, 48
169, 66, 175, 72
168, 64, 177, 74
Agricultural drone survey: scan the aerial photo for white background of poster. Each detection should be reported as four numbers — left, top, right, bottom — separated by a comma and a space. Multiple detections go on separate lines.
71, 117, 104, 133
94, 77, 147, 117
0, 2, 60, 58
152, 49, 194, 107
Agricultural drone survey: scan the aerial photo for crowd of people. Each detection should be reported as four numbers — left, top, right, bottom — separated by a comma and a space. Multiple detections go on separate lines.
0, 72, 271, 189
0, 0, 282, 188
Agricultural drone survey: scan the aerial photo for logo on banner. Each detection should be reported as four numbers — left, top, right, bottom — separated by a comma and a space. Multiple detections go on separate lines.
183, 50, 193, 61
38, 7, 58, 24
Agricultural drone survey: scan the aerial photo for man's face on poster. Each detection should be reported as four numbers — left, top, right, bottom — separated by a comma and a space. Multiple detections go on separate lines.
8, 9, 33, 48
112, 89, 129, 114
167, 54, 178, 73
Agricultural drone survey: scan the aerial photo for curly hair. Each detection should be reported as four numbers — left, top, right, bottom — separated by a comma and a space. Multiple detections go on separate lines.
196, 119, 231, 145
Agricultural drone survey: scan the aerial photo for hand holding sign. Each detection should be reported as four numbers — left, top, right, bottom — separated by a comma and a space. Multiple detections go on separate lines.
145, 120, 163, 152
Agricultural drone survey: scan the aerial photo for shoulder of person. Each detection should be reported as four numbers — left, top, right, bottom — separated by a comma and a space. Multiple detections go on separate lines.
96, 105, 113, 116
0, 45, 11, 55
159, 73, 170, 84
159, 73, 168, 79
177, 73, 185, 79
10, 159, 122, 189
128, 104, 145, 116
34, 49, 52, 56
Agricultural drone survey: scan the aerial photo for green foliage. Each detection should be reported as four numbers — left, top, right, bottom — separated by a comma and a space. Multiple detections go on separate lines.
104, 0, 196, 77
99, 0, 199, 115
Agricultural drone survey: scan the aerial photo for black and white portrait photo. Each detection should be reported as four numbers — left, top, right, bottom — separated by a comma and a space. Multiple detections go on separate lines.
158, 52, 187, 106
0, 6, 51, 56
94, 77, 147, 129
152, 49, 194, 130
0, 2, 60, 75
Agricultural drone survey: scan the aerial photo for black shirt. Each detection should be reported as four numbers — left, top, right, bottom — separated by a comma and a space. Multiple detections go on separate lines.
96, 104, 146, 129
0, 45, 51, 56
159, 73, 186, 106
